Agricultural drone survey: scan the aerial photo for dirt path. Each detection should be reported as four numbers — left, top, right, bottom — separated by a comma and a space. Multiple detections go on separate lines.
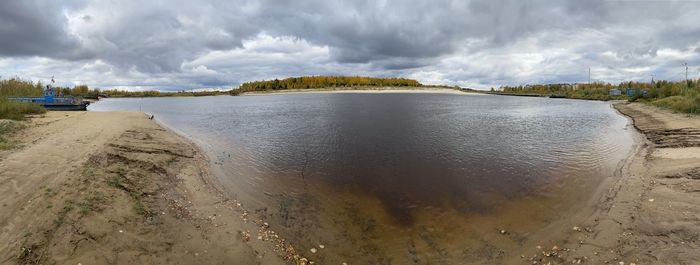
0, 112, 304, 264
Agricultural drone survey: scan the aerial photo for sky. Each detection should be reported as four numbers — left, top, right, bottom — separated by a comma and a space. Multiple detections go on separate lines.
1, 0, 699, 91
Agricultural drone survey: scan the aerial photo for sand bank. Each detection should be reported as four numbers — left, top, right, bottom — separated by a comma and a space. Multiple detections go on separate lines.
0, 112, 297, 264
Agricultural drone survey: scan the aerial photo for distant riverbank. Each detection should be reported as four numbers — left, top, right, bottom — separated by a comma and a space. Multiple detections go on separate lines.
241, 87, 477, 95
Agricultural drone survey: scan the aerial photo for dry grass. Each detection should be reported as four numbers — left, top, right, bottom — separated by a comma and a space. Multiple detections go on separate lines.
0, 78, 43, 98
0, 120, 26, 150
0, 98, 46, 120
650, 92, 700, 114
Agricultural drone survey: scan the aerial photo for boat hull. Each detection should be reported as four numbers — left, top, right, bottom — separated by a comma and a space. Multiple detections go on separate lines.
8, 97, 90, 111
43, 103, 89, 111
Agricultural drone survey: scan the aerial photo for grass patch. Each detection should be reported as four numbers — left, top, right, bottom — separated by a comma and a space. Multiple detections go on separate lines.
650, 92, 700, 114
0, 120, 27, 150
54, 200, 75, 226
0, 98, 46, 121
43, 187, 58, 197
106, 175, 124, 189
132, 197, 147, 216
106, 171, 151, 217
78, 192, 107, 215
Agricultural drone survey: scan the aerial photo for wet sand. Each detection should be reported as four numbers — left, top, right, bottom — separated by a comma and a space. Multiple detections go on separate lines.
0, 112, 296, 264
508, 102, 700, 265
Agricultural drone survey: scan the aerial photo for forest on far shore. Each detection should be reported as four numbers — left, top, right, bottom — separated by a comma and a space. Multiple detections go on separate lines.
234, 76, 422, 94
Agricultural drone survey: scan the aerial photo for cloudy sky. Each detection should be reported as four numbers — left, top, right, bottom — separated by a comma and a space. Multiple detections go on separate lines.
1, 0, 699, 90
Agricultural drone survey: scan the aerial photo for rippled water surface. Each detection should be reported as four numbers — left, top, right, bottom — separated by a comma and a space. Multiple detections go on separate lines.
91, 93, 634, 263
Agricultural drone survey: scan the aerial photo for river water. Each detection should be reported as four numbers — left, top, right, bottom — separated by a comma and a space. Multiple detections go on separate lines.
90, 93, 635, 264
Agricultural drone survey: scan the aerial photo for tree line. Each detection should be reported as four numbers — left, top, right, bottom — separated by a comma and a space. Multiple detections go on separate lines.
0, 78, 228, 98
235, 76, 422, 94
496, 78, 700, 113
97, 89, 229, 97
2, 76, 423, 98
497, 79, 699, 101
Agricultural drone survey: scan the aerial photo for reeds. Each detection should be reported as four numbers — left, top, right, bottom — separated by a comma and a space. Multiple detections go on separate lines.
0, 98, 46, 120
0, 78, 44, 97
0, 78, 47, 120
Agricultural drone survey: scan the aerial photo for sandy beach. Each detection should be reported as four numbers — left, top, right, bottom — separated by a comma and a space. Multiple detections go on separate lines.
1, 102, 698, 264
0, 112, 298, 264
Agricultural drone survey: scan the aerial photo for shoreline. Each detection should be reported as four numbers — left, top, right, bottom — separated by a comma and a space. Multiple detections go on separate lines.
503, 104, 648, 264
1, 101, 698, 264
510, 102, 700, 264
110, 101, 698, 265
0, 112, 297, 264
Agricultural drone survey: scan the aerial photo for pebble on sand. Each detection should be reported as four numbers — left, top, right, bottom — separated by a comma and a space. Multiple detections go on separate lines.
648, 198, 655, 202
310, 248, 317, 253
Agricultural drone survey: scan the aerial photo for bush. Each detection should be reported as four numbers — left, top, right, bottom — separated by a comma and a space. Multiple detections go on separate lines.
0, 98, 46, 120
0, 78, 43, 97
650, 92, 700, 114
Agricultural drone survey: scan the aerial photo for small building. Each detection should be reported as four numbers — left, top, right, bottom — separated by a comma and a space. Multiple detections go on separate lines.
626, 88, 649, 97
609, 89, 621, 96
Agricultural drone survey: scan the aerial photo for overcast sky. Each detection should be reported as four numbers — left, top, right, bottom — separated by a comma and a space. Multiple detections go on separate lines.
1, 0, 699, 90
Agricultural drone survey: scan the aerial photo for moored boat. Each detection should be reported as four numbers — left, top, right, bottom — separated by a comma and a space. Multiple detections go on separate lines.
8, 78, 89, 111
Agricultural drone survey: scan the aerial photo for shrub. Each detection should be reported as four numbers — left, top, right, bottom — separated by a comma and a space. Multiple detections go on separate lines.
651, 92, 700, 114
0, 98, 46, 120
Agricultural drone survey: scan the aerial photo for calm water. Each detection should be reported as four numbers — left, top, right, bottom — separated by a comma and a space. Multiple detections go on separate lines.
90, 93, 634, 263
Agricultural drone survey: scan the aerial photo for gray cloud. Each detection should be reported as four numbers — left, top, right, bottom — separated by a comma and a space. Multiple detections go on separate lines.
0, 1, 84, 58
0, 0, 699, 90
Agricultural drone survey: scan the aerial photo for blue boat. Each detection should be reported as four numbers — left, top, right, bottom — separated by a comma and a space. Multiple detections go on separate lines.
9, 78, 90, 111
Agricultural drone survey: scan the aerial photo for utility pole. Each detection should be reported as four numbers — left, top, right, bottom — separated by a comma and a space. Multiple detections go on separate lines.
682, 62, 689, 93
588, 67, 591, 85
